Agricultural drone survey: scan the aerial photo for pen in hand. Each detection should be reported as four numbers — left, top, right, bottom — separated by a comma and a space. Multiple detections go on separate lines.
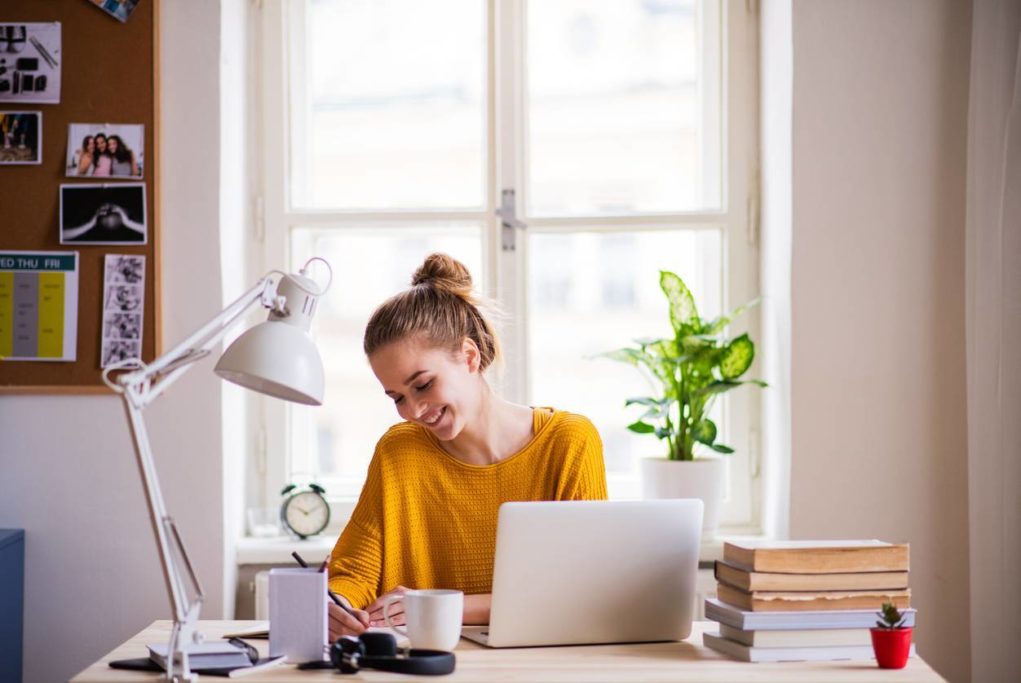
290, 551, 358, 618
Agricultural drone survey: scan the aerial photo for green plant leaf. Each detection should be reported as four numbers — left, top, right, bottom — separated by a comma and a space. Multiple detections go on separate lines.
598, 348, 643, 366
720, 333, 755, 379
692, 419, 717, 445
654, 427, 673, 440
625, 396, 662, 408
660, 271, 699, 332
704, 298, 762, 335
627, 420, 656, 434
709, 443, 735, 454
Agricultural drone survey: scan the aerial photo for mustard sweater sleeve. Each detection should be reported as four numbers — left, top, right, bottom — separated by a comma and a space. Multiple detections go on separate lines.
328, 453, 384, 609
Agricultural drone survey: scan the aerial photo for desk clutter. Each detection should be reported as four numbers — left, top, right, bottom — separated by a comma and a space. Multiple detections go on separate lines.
703, 539, 915, 663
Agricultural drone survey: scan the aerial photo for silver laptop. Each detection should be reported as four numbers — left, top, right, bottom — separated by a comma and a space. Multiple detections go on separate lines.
461, 499, 703, 648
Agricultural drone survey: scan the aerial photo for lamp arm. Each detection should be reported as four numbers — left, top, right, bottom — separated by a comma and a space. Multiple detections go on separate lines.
116, 276, 278, 408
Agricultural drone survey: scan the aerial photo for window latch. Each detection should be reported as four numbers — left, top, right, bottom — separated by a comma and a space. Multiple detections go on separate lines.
496, 189, 525, 252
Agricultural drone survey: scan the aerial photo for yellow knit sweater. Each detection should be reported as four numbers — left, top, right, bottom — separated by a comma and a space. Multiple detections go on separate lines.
328, 408, 607, 609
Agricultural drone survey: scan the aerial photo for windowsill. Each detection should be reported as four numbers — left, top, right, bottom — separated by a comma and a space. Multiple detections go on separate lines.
235, 529, 768, 567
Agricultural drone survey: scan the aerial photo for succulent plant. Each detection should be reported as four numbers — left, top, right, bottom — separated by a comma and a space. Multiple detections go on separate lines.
600, 270, 766, 461
875, 602, 908, 629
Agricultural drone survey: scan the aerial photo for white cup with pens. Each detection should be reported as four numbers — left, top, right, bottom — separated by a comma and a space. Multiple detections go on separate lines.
383, 589, 464, 652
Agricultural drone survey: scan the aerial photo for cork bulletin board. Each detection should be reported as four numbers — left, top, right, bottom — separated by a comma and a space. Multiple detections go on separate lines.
0, 0, 159, 393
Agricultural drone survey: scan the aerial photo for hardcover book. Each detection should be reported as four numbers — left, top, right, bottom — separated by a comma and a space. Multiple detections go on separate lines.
716, 583, 911, 612
714, 560, 909, 592
722, 540, 910, 574
704, 631, 917, 663
718, 623, 872, 648
704, 598, 917, 630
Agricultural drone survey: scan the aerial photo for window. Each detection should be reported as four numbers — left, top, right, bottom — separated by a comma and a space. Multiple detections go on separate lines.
256, 0, 760, 529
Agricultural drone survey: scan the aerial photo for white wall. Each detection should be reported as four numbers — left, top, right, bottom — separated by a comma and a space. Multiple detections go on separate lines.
789, 1, 971, 681
0, 2, 225, 681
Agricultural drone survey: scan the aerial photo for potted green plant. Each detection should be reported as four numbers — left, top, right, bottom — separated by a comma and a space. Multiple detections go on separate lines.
601, 271, 765, 537
871, 602, 913, 669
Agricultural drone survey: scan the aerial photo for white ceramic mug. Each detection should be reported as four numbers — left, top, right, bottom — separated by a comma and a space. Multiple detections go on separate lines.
383, 589, 464, 651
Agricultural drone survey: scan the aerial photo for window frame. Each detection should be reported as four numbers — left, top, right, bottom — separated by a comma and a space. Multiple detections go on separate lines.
253, 0, 762, 532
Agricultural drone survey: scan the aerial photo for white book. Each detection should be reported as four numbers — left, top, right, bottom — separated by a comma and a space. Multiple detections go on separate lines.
719, 623, 871, 647
704, 632, 917, 663
147, 641, 252, 669
705, 598, 917, 631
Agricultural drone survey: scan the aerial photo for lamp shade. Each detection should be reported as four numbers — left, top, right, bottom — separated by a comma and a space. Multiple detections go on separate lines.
214, 319, 324, 405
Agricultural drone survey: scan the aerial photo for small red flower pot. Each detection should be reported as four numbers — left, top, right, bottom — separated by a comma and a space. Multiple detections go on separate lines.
870, 627, 913, 669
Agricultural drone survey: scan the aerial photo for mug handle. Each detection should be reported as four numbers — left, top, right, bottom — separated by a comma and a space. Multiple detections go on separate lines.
382, 594, 408, 637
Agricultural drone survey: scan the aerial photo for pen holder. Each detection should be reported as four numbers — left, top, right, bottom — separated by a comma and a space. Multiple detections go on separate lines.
269, 568, 327, 662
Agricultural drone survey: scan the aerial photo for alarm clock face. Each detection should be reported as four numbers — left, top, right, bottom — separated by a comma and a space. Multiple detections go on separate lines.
283, 490, 330, 538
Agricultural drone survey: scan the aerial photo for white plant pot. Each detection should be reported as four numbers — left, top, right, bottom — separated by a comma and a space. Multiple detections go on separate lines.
640, 457, 726, 540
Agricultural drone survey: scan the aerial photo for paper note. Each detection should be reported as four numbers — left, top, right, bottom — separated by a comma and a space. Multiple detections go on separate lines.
0, 251, 78, 361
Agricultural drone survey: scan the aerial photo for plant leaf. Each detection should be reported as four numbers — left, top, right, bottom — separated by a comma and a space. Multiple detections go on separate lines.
709, 443, 735, 454
704, 298, 762, 335
660, 270, 699, 332
625, 396, 661, 407
598, 348, 643, 366
692, 419, 717, 445
654, 427, 673, 440
627, 420, 656, 434
720, 333, 755, 379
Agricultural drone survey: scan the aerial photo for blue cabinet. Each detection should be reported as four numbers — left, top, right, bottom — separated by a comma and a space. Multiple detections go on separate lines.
0, 529, 24, 683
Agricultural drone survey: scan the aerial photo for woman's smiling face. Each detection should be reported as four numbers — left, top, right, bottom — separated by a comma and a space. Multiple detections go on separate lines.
369, 336, 481, 441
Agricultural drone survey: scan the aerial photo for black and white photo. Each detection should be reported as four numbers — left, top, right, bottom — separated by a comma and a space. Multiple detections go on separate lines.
67, 123, 144, 177
104, 254, 145, 284
101, 253, 145, 368
0, 111, 41, 164
0, 23, 62, 104
60, 183, 147, 245
101, 339, 140, 366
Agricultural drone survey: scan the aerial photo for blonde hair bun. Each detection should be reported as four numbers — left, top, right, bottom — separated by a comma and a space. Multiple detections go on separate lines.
411, 253, 474, 298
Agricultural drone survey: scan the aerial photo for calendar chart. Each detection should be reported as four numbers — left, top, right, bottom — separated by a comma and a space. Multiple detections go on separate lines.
0, 251, 78, 362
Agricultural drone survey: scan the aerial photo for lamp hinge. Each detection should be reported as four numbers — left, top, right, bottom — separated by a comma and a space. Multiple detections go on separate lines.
747, 174, 760, 247
496, 188, 526, 252
253, 195, 265, 244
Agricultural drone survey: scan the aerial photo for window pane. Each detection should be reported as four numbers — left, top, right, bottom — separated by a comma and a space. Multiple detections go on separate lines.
288, 226, 483, 490
293, 0, 486, 209
526, 0, 721, 215
527, 230, 722, 494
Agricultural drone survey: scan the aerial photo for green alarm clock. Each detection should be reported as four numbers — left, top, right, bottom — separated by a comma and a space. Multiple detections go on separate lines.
280, 483, 331, 539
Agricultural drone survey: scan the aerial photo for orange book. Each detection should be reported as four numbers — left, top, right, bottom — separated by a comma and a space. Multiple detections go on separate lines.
714, 560, 909, 592
716, 583, 911, 612
723, 540, 909, 574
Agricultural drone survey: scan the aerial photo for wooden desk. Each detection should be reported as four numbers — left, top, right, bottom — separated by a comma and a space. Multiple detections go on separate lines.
71, 620, 945, 682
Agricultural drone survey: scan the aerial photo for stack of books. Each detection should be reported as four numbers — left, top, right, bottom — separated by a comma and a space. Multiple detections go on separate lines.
703, 540, 915, 662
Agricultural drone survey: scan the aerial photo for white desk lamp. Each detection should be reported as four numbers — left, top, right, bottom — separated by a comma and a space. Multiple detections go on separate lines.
102, 258, 332, 682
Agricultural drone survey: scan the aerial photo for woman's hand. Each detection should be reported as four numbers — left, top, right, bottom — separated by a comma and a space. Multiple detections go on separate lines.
328, 599, 371, 642
365, 585, 410, 627
463, 593, 492, 625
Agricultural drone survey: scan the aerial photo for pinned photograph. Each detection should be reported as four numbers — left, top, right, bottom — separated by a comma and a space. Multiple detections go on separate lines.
0, 111, 41, 164
102, 339, 141, 366
105, 284, 143, 312
103, 312, 141, 340
60, 183, 146, 245
105, 254, 145, 284
86, 0, 142, 24
101, 253, 145, 368
0, 23, 62, 104
67, 123, 144, 178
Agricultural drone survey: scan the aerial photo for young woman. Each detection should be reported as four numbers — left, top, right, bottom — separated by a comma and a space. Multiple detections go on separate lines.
107, 135, 139, 177
91, 133, 112, 177
74, 135, 95, 175
327, 253, 607, 639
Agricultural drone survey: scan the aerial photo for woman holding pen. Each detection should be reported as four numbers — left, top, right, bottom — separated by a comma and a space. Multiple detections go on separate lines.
327, 253, 608, 640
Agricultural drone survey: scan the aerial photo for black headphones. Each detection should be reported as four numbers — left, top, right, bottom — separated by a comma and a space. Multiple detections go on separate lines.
328, 632, 456, 676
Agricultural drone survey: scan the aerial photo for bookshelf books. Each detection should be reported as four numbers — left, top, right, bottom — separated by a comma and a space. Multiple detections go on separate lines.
704, 598, 917, 631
